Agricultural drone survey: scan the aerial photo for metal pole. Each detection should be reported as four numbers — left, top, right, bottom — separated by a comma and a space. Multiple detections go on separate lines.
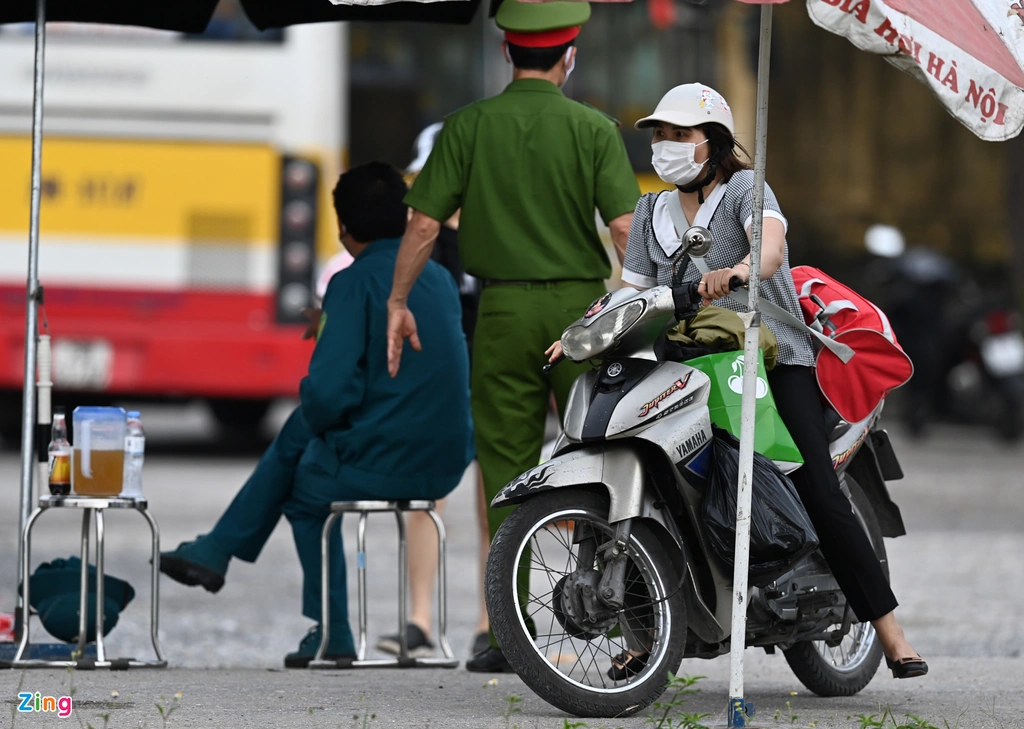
427, 508, 456, 661
17, 0, 47, 628
140, 507, 167, 663
77, 511, 90, 657
95, 510, 107, 664
727, 5, 773, 728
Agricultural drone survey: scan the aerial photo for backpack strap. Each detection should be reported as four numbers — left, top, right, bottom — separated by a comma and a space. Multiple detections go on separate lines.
664, 182, 729, 235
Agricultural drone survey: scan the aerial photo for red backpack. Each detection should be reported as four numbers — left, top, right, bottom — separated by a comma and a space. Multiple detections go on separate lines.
663, 191, 912, 421
788, 267, 913, 423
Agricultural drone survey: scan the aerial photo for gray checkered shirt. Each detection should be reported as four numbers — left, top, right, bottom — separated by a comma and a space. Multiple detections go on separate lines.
622, 171, 815, 367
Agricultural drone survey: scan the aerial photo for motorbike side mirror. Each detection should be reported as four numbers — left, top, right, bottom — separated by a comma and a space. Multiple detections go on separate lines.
670, 226, 714, 287
682, 226, 713, 258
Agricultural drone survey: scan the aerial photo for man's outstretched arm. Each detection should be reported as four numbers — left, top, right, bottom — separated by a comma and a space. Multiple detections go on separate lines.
387, 208, 442, 377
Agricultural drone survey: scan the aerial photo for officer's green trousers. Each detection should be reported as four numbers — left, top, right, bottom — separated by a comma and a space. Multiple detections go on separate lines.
471, 280, 606, 648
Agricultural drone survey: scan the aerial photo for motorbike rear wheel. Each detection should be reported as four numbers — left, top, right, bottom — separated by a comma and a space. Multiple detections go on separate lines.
485, 489, 686, 718
783, 476, 886, 696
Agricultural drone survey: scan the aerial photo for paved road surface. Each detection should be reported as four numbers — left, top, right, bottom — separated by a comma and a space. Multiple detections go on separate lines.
1, 404, 1021, 727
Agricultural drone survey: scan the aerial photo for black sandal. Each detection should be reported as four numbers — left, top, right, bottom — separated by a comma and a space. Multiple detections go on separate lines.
886, 655, 929, 679
606, 650, 649, 681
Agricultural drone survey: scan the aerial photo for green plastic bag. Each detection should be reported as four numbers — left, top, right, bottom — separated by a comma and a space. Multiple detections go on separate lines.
686, 350, 804, 468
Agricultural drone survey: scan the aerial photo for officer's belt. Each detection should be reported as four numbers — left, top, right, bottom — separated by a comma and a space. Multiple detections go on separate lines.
481, 278, 601, 288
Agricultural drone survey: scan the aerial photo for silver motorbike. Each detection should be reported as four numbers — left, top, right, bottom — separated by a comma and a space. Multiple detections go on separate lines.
483, 228, 907, 718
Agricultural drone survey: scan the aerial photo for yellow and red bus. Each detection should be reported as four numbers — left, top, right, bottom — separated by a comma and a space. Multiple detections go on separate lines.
0, 16, 346, 435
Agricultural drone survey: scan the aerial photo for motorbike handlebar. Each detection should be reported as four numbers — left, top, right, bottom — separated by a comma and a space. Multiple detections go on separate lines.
683, 275, 746, 298
548, 276, 747, 369
675, 276, 745, 319
543, 354, 565, 373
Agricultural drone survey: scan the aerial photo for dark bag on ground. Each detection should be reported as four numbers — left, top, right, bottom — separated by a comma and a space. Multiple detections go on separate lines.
20, 556, 135, 643
701, 427, 819, 587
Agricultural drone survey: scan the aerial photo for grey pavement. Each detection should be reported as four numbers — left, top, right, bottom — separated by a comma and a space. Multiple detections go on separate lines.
1, 403, 1023, 728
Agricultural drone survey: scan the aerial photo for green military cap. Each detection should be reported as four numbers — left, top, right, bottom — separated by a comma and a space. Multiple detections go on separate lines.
496, 0, 591, 47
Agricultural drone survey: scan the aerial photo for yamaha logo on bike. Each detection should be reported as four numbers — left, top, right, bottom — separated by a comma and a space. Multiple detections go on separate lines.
606, 362, 623, 377
675, 428, 709, 460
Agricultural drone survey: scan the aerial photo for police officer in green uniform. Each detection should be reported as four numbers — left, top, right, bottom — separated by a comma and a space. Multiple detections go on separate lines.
386, 0, 641, 672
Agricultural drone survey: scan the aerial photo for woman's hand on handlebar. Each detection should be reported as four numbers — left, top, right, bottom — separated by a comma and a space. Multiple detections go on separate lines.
545, 340, 563, 363
699, 265, 749, 306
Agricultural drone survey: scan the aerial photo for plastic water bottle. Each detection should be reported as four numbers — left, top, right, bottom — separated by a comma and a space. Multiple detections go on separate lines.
122, 410, 145, 498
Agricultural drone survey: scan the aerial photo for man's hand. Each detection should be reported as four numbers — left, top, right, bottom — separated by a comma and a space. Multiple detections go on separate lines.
387, 209, 443, 377
301, 307, 322, 340
545, 340, 563, 363
699, 264, 748, 306
387, 301, 422, 377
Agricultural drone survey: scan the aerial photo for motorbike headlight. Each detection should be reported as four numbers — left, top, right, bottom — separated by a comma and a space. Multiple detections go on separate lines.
561, 300, 645, 361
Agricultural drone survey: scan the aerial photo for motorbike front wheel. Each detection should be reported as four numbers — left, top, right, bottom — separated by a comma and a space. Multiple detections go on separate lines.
485, 489, 686, 718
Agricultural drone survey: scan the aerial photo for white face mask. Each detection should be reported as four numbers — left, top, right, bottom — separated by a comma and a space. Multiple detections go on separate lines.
561, 48, 575, 87
651, 139, 709, 186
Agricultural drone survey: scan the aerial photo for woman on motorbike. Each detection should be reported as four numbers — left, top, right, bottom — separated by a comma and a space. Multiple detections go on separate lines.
548, 83, 926, 680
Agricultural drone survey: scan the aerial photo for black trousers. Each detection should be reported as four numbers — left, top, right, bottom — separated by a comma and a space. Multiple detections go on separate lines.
767, 365, 899, 623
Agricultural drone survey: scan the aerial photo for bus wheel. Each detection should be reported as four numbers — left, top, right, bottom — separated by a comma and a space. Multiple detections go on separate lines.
0, 392, 22, 447
209, 399, 270, 434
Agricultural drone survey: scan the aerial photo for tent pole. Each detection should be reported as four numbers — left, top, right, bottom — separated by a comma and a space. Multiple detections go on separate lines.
16, 0, 47, 626
727, 4, 773, 727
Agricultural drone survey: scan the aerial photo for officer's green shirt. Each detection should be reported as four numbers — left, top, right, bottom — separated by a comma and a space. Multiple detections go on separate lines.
404, 78, 641, 282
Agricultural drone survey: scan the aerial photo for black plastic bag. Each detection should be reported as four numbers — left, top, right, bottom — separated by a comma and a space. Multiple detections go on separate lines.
701, 427, 819, 587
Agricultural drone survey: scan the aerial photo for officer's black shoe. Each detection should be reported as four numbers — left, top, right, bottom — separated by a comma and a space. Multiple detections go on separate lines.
470, 631, 490, 658
465, 646, 516, 673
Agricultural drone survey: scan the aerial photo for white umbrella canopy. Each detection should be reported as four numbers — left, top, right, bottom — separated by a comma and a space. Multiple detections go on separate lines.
808, 0, 1024, 141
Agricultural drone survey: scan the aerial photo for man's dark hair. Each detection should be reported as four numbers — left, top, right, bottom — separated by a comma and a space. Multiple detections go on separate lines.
332, 162, 408, 243
506, 41, 573, 72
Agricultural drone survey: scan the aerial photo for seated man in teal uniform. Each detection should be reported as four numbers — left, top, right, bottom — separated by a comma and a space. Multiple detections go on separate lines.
159, 162, 474, 667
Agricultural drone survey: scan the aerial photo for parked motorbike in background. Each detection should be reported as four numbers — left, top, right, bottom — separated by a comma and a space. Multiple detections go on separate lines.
864, 225, 1024, 442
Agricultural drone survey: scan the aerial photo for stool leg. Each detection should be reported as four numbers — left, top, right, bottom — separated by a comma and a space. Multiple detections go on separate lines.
394, 510, 409, 660
13, 508, 44, 663
77, 510, 91, 658
140, 507, 166, 663
95, 510, 106, 664
427, 509, 456, 661
356, 512, 368, 661
316, 511, 343, 662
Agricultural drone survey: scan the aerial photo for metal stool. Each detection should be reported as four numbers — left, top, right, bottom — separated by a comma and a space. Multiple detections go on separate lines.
11, 495, 166, 669
311, 500, 457, 668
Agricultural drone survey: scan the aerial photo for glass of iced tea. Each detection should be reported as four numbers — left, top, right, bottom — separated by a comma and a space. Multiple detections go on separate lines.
72, 407, 126, 497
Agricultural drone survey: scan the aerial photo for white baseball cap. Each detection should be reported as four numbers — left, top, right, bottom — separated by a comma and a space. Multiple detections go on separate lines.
635, 83, 735, 135
406, 122, 445, 176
